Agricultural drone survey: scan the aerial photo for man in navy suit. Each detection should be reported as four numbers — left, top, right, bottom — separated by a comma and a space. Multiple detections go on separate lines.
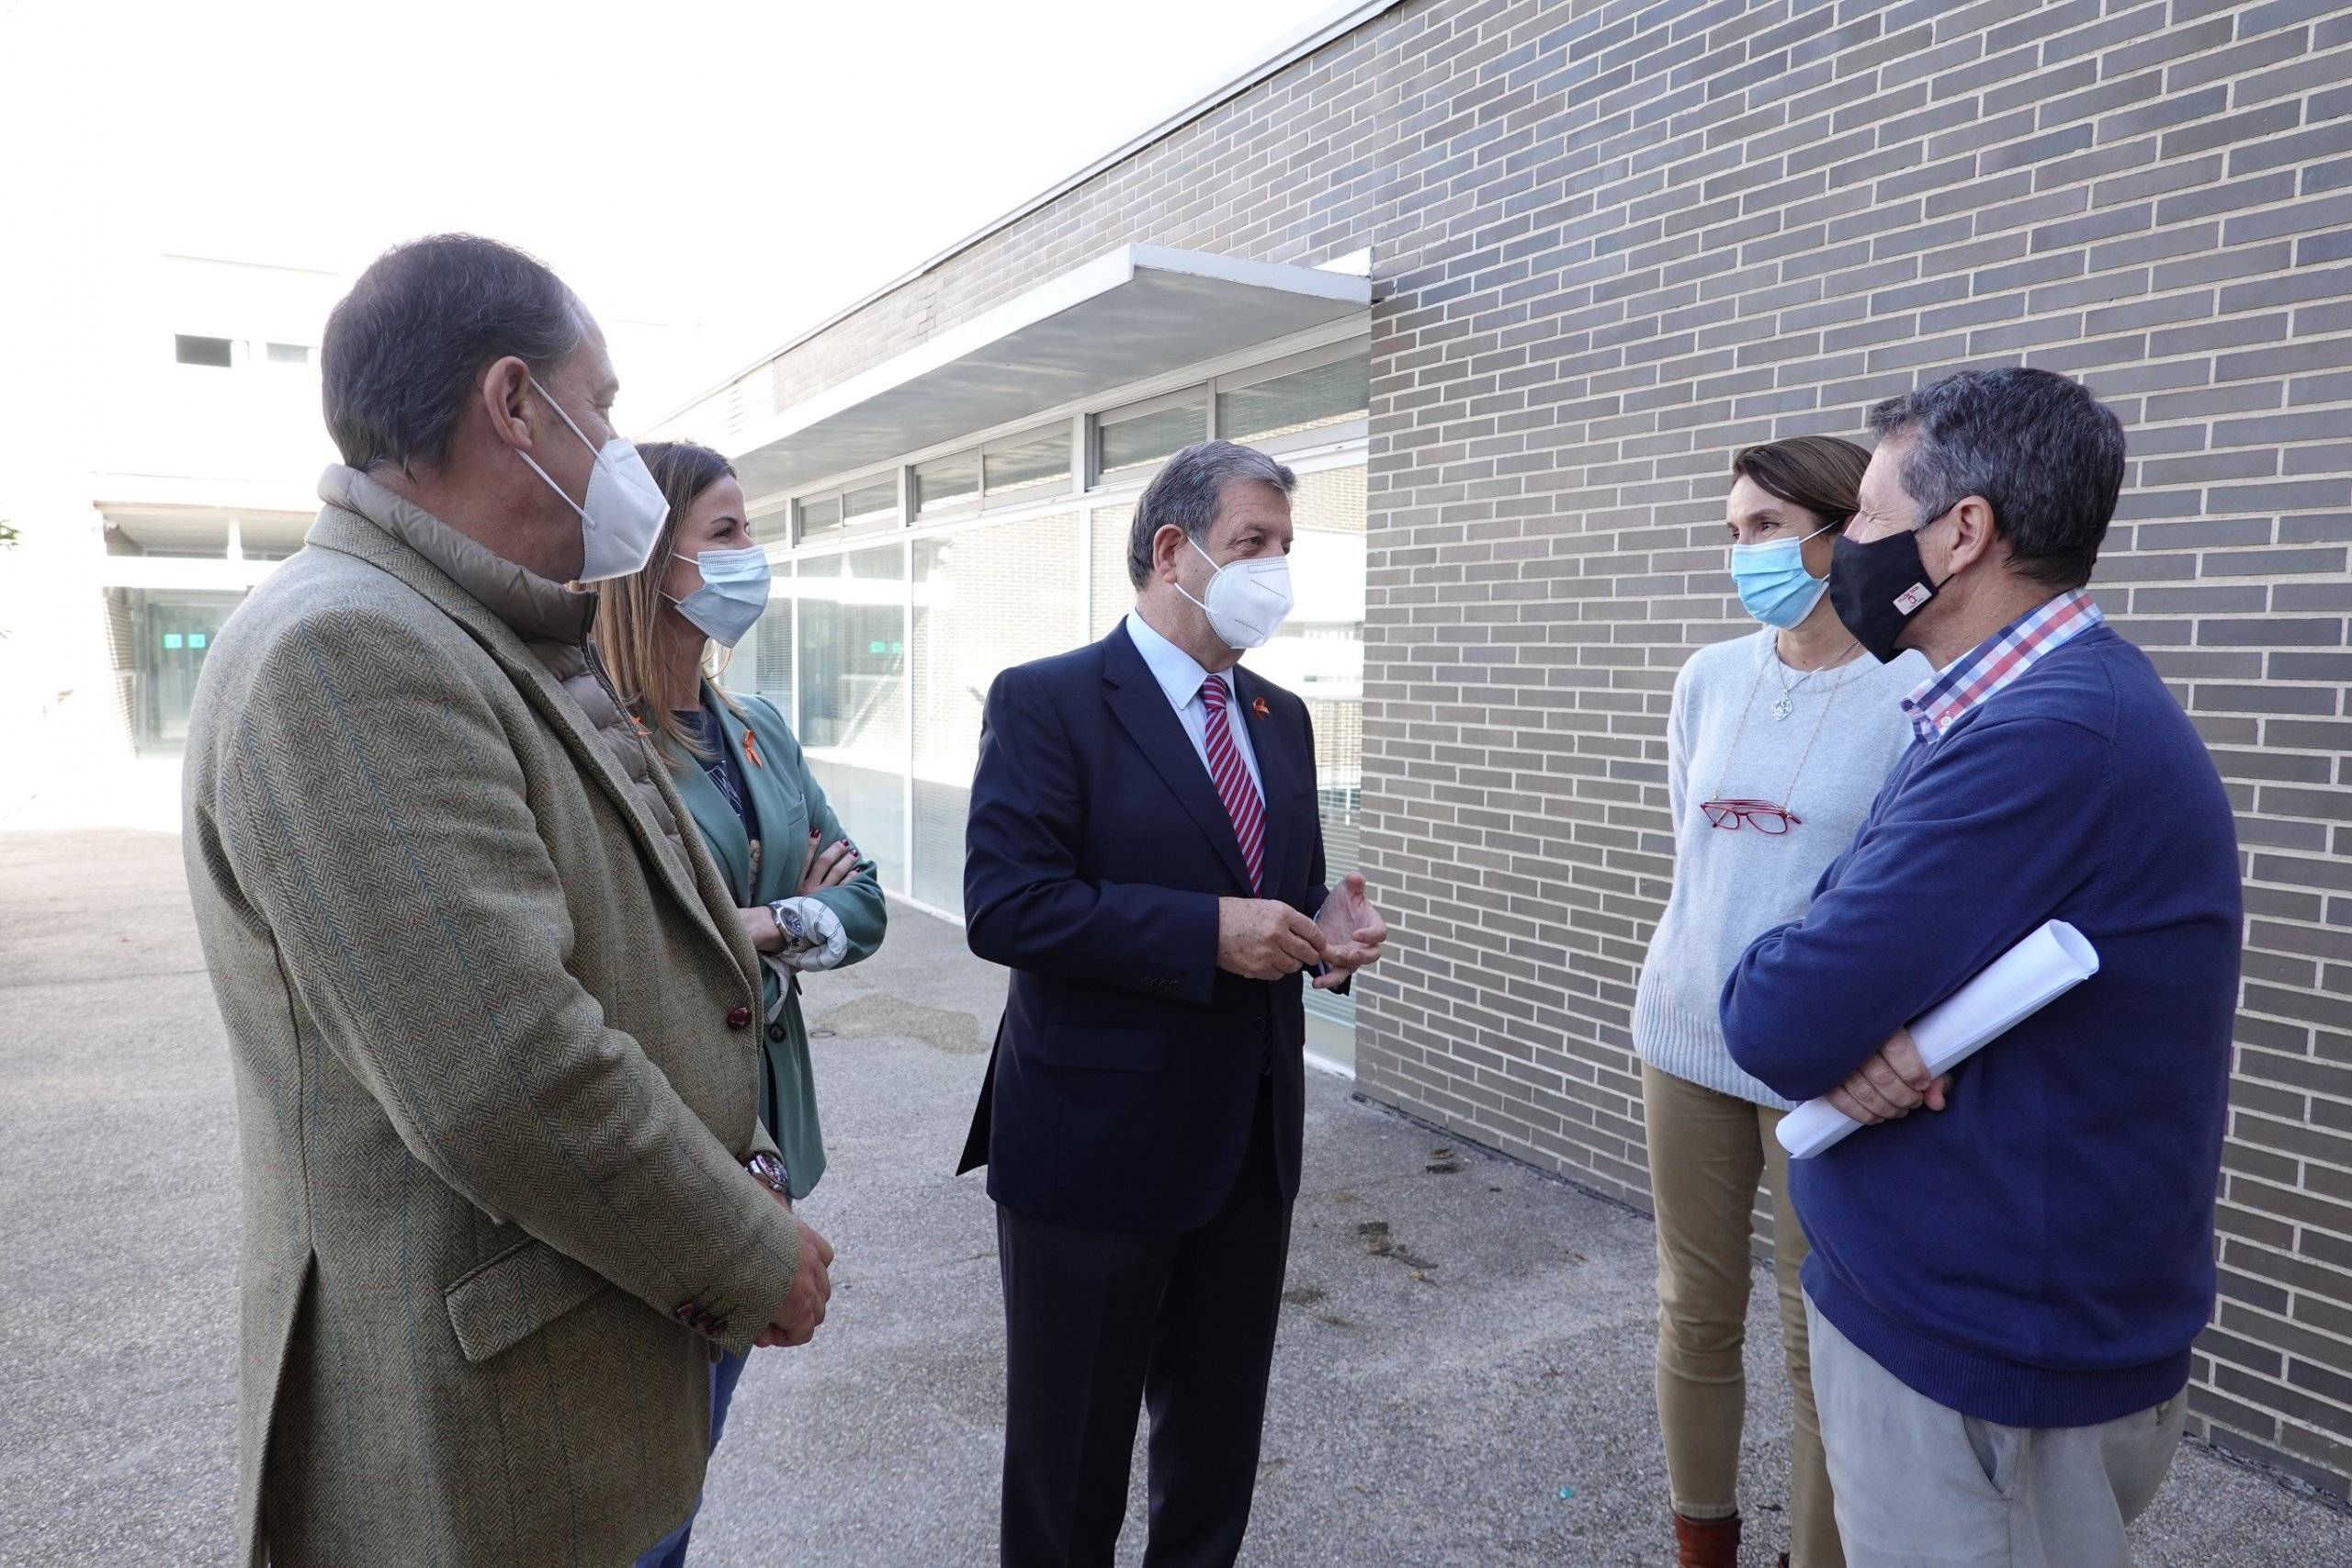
959, 440, 1388, 1568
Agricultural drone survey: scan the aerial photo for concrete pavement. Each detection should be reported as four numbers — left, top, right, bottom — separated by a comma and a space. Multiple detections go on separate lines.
1, 825, 2335, 1565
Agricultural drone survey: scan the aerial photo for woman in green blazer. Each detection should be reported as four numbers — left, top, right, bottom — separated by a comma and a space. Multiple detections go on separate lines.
593, 439, 888, 1568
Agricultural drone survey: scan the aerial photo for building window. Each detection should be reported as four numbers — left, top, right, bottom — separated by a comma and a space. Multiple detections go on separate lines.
741, 557, 795, 711
914, 452, 980, 516
798, 495, 843, 546
796, 476, 899, 545
983, 427, 1070, 502
842, 476, 899, 528
1090, 502, 1137, 639
1096, 394, 1206, 485
106, 588, 245, 753
910, 514, 1082, 915
266, 342, 313, 365
1217, 352, 1369, 446
796, 545, 908, 896
175, 334, 233, 367
1242, 463, 1365, 1062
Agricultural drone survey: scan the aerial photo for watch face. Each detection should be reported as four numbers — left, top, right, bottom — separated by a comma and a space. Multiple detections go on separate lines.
779, 907, 808, 942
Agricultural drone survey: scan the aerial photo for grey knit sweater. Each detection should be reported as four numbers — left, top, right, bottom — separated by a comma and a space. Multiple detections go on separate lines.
1632, 628, 1928, 1107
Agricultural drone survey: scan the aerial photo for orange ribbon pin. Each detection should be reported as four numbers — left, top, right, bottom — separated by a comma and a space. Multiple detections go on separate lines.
1251, 697, 1270, 719
742, 729, 764, 769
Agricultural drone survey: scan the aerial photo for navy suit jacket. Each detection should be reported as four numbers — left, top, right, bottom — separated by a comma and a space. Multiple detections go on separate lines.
956, 620, 1332, 1233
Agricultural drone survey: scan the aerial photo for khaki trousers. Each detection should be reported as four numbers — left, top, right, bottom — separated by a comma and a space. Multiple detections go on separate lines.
1642, 1062, 1842, 1568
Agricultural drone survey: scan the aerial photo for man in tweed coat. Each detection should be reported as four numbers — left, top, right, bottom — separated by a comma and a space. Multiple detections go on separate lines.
182, 234, 832, 1567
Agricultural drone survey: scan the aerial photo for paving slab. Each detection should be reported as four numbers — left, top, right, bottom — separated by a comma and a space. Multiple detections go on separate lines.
0, 828, 2334, 1565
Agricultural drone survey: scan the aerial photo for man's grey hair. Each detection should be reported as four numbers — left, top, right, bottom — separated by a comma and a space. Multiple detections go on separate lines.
1866, 367, 2126, 592
322, 233, 586, 475
1125, 440, 1297, 589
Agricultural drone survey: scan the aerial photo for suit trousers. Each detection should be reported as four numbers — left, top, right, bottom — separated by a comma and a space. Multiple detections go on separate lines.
996, 1076, 1293, 1568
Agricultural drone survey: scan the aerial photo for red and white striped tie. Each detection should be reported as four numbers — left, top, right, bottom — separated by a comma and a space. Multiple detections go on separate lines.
1198, 676, 1264, 894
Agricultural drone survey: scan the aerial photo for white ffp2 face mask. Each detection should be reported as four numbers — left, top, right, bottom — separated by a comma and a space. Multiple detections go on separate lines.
514, 376, 671, 581
1178, 535, 1294, 649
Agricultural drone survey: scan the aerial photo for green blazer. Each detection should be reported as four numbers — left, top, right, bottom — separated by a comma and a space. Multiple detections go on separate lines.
668, 680, 888, 1198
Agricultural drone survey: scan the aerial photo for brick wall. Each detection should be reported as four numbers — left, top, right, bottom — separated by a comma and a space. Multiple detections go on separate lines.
661, 0, 2352, 1504
1358, 0, 2352, 1503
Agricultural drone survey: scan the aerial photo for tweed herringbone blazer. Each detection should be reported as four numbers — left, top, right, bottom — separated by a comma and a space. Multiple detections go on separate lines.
183, 476, 804, 1568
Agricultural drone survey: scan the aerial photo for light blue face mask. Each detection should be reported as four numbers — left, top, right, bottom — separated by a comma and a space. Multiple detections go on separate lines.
1729, 525, 1835, 629
669, 545, 772, 649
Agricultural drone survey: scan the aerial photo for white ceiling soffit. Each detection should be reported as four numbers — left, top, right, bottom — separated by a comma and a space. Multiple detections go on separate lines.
725, 245, 1372, 500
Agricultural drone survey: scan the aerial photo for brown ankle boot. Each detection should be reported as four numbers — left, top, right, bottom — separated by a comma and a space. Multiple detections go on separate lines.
1673, 1511, 1741, 1568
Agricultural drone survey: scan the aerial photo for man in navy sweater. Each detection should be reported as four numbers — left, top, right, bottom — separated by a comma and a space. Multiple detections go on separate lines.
1722, 367, 2241, 1567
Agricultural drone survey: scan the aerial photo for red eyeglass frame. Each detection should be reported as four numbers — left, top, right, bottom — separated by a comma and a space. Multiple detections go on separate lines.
1699, 797, 1804, 834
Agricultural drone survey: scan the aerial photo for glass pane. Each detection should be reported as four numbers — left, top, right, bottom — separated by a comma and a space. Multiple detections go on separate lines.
850, 543, 905, 580
175, 334, 232, 367
843, 478, 898, 525
745, 558, 794, 710
984, 428, 1070, 499
1098, 400, 1205, 482
748, 502, 790, 552
1217, 355, 1370, 446
910, 514, 1081, 914
266, 342, 312, 365
800, 496, 842, 543
1239, 466, 1365, 1058
915, 453, 979, 514
797, 544, 906, 895
117, 588, 243, 752
1090, 503, 1136, 639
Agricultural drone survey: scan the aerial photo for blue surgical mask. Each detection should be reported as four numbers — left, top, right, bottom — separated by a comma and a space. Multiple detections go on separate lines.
668, 545, 772, 648
1729, 525, 1834, 629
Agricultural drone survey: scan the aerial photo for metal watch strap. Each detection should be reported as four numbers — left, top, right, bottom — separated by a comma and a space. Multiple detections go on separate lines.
745, 1152, 790, 1201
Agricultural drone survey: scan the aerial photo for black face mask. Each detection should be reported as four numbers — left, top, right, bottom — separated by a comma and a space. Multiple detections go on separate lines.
1829, 521, 1948, 663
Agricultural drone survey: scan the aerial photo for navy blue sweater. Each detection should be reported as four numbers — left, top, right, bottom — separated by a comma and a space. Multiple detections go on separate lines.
1723, 625, 2241, 1428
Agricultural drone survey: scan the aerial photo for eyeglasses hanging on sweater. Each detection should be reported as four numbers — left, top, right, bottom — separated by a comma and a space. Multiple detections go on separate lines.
1698, 637, 1862, 835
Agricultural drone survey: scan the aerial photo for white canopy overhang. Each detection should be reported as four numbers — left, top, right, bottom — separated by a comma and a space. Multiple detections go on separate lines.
722, 244, 1373, 501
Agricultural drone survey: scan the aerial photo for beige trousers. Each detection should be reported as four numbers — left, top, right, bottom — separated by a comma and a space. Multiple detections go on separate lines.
1642, 1061, 1842, 1568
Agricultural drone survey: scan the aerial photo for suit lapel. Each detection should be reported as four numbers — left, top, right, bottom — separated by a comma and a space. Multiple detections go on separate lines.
711, 688, 811, 907
671, 729, 753, 901
483, 637, 736, 961
628, 736, 754, 976
1232, 663, 1292, 898
311, 510, 745, 973
1102, 624, 1255, 897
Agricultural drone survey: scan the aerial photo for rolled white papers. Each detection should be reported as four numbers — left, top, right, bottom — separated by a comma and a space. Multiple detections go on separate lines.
1777, 919, 2100, 1159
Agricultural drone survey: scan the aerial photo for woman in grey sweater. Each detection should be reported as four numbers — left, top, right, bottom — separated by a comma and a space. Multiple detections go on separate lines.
1632, 436, 1925, 1568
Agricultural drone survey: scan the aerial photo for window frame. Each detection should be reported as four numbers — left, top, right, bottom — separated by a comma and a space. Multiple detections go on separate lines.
1088, 385, 1212, 490
1209, 339, 1371, 457
978, 424, 1076, 512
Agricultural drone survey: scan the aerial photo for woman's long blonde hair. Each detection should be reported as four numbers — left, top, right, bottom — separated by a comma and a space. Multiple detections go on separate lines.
592, 438, 749, 764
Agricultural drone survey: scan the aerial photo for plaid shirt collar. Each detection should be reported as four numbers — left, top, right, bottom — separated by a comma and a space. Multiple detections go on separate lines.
1901, 588, 2105, 742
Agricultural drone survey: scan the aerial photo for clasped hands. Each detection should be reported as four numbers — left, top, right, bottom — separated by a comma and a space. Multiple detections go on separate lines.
1826, 1026, 1952, 1127
1216, 872, 1388, 990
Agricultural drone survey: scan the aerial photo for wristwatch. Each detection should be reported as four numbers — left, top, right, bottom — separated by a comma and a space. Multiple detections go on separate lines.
745, 1152, 791, 1202
767, 898, 811, 951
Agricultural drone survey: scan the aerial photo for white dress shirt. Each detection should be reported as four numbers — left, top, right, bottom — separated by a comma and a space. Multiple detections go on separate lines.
1124, 609, 1264, 800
